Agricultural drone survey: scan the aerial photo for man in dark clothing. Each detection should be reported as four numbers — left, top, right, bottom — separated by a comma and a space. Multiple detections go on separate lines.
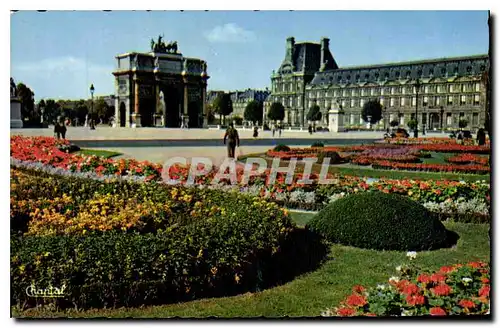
224, 123, 240, 158
477, 128, 486, 146
54, 121, 61, 139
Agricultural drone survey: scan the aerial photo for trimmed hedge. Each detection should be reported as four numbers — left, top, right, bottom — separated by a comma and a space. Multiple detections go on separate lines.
11, 168, 328, 309
273, 144, 291, 152
311, 142, 325, 148
317, 151, 342, 165
306, 192, 455, 251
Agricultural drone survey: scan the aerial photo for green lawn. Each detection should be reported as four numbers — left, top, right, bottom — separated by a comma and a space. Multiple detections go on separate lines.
14, 212, 490, 318
77, 149, 122, 158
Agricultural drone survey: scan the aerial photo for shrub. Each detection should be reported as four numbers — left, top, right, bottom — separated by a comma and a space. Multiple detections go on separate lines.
306, 192, 454, 251
311, 142, 325, 148
273, 144, 291, 152
317, 151, 342, 165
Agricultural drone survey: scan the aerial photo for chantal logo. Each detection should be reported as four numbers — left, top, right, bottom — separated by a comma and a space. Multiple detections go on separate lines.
26, 283, 67, 298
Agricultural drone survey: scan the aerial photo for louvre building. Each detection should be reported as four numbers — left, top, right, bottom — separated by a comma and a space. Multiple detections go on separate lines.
265, 37, 489, 130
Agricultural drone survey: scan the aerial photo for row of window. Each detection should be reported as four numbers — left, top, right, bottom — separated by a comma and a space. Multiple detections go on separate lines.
335, 112, 481, 126
302, 82, 482, 98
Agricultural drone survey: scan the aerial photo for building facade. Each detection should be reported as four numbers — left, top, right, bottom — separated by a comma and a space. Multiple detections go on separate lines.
207, 88, 271, 122
112, 38, 209, 128
267, 37, 490, 131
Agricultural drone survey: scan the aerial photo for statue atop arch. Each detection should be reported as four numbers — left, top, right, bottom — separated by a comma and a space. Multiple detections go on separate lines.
10, 77, 17, 98
151, 35, 179, 54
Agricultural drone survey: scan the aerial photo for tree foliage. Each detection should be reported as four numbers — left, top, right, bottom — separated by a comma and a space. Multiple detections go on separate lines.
390, 119, 399, 127
361, 99, 383, 124
16, 83, 35, 119
407, 119, 418, 131
244, 100, 263, 124
306, 105, 322, 122
267, 102, 285, 122
459, 119, 468, 129
212, 93, 233, 124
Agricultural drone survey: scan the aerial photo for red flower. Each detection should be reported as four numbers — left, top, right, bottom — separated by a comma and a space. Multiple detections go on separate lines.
417, 274, 432, 284
337, 307, 356, 316
402, 283, 420, 296
439, 266, 455, 274
481, 277, 490, 284
430, 273, 447, 283
364, 313, 377, 317
352, 285, 366, 294
468, 262, 482, 268
429, 307, 447, 316
406, 294, 426, 306
346, 294, 367, 307
479, 285, 490, 298
430, 284, 452, 296
458, 299, 476, 309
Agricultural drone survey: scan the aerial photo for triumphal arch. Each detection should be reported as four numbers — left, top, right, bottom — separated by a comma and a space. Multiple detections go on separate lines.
113, 35, 209, 128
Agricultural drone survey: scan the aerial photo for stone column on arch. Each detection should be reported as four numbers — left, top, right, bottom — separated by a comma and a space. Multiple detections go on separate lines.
131, 74, 142, 128
182, 75, 189, 128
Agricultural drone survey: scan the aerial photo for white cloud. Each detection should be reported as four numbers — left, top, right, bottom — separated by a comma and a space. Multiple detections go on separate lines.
204, 23, 256, 43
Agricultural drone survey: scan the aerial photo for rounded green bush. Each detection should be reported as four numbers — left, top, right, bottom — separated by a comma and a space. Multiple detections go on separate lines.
317, 151, 342, 165
274, 144, 291, 152
306, 192, 452, 251
311, 142, 325, 148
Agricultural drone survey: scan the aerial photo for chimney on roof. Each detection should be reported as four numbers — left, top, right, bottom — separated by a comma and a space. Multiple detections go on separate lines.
286, 37, 295, 62
320, 37, 330, 72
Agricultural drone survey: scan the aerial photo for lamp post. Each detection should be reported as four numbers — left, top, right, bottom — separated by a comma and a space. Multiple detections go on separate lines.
90, 84, 95, 130
440, 106, 444, 132
414, 79, 421, 138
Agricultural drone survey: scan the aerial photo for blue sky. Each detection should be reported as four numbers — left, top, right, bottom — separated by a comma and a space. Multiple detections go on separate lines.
10, 10, 489, 101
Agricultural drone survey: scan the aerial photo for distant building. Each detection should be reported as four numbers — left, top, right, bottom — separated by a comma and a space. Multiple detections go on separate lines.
267, 36, 490, 130
206, 88, 271, 121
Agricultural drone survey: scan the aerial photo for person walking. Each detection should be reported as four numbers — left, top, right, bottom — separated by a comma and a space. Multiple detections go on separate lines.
272, 124, 276, 137
253, 126, 259, 138
477, 128, 486, 146
224, 123, 240, 159
308, 125, 313, 135
278, 124, 282, 137
54, 121, 61, 139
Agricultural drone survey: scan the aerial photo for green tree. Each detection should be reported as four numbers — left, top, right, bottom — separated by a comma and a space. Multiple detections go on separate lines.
244, 100, 263, 124
407, 119, 417, 131
44, 99, 61, 124
16, 83, 35, 120
267, 102, 285, 122
212, 93, 233, 125
94, 97, 109, 122
390, 119, 399, 128
74, 100, 89, 126
459, 119, 468, 129
306, 105, 322, 121
362, 99, 383, 124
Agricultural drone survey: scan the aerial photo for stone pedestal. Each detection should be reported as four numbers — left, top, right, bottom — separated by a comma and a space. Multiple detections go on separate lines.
328, 108, 344, 132
11, 98, 23, 128
203, 117, 208, 128
131, 113, 142, 128
181, 115, 189, 128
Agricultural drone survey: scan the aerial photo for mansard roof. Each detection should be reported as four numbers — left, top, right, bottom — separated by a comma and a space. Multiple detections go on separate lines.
310, 54, 489, 86
278, 42, 338, 76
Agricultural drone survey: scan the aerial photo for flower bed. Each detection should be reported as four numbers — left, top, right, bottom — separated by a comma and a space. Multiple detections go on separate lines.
372, 161, 490, 175
382, 137, 487, 146
10, 136, 491, 218
11, 167, 329, 310
446, 154, 489, 166
322, 258, 490, 317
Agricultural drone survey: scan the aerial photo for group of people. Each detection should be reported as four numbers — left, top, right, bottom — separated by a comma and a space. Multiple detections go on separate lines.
272, 124, 283, 137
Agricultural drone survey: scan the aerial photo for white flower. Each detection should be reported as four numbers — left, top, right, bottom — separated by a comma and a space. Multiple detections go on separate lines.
396, 265, 402, 272
406, 251, 417, 260
377, 284, 386, 290
401, 310, 412, 316
462, 277, 473, 283
389, 276, 400, 283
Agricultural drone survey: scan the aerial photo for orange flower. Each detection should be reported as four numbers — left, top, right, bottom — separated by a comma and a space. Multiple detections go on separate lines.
346, 294, 367, 307
481, 277, 490, 284
429, 307, 447, 316
417, 274, 432, 284
402, 283, 420, 296
337, 307, 356, 316
479, 285, 490, 298
430, 284, 452, 296
430, 273, 447, 283
439, 266, 455, 274
406, 294, 426, 306
458, 299, 476, 309
467, 262, 482, 268
352, 285, 366, 294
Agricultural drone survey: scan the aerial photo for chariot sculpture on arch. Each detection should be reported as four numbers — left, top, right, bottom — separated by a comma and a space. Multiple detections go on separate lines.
151, 35, 179, 54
